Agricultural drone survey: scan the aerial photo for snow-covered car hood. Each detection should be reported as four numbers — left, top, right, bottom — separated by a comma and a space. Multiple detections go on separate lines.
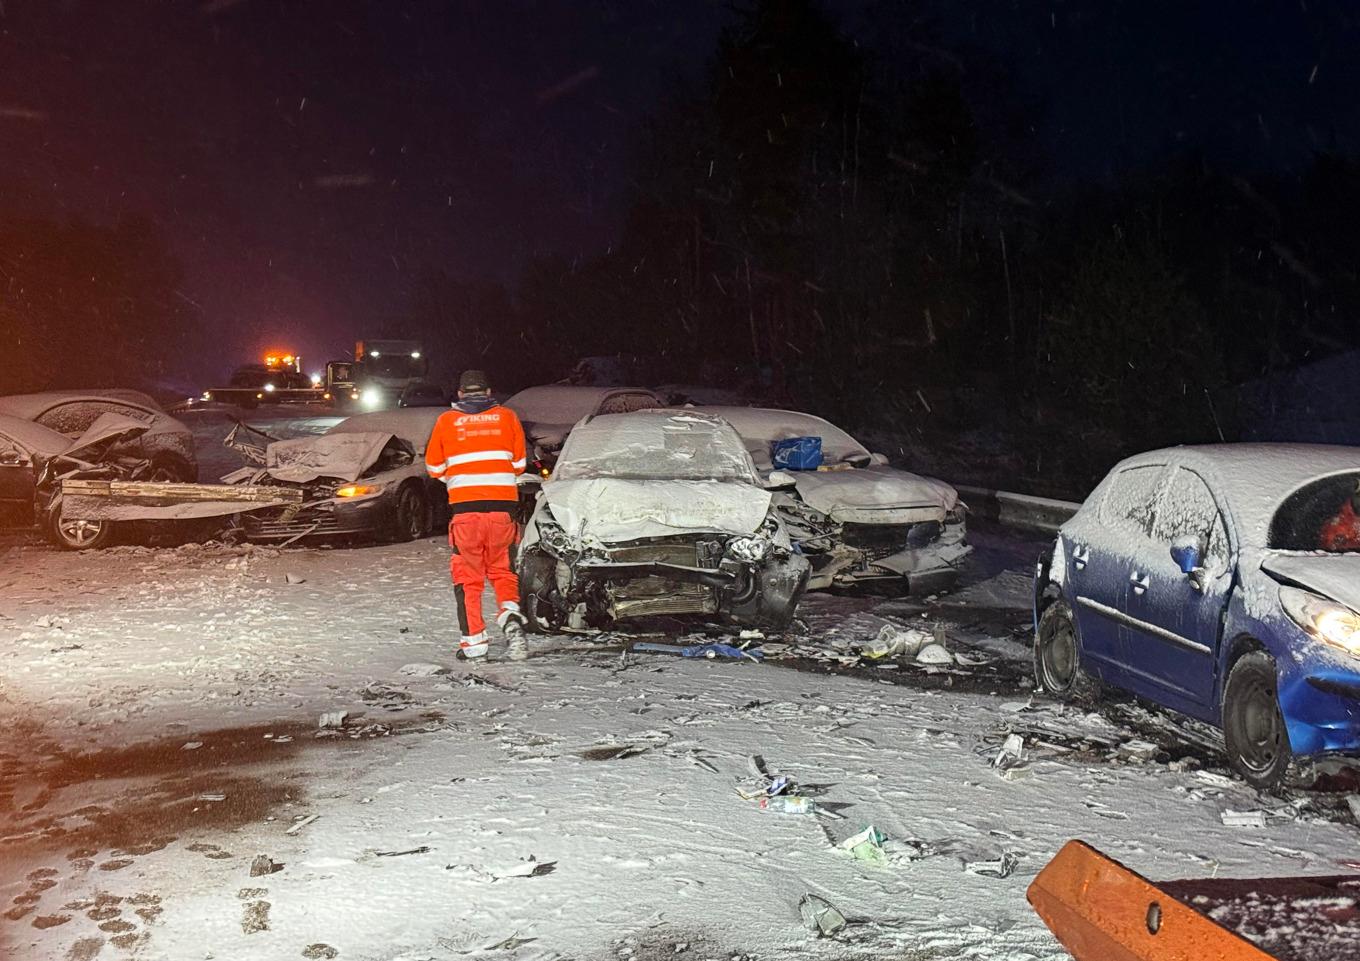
1262, 553, 1360, 613
264, 432, 396, 484
64, 413, 153, 459
542, 478, 772, 544
789, 464, 959, 524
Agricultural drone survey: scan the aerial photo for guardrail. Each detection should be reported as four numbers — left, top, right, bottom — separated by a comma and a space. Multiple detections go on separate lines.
956, 484, 1082, 534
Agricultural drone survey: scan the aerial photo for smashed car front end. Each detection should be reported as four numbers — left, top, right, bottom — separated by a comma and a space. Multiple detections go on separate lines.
229, 429, 416, 543
521, 510, 809, 631
240, 476, 402, 542
786, 499, 971, 592
777, 465, 972, 592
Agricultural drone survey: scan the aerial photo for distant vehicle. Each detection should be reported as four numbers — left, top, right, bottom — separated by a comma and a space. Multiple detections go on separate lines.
1034, 444, 1360, 789
0, 412, 156, 550
233, 408, 449, 544
518, 409, 810, 632
503, 385, 665, 466
698, 406, 970, 593
200, 352, 326, 409
344, 339, 428, 410
397, 382, 450, 408
0, 391, 198, 482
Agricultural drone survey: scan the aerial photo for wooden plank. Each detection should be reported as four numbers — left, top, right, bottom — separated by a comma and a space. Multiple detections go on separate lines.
62, 479, 303, 504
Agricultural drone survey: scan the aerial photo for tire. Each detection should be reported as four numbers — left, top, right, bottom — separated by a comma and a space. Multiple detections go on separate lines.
47, 498, 116, 551
519, 549, 565, 634
389, 483, 430, 542
149, 455, 195, 483
1222, 650, 1292, 791
1033, 600, 1101, 704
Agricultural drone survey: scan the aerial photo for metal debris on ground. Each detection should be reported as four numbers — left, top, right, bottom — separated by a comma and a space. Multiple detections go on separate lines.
285, 814, 320, 836
860, 624, 930, 660
249, 855, 283, 877
318, 711, 349, 729
492, 857, 556, 880
964, 852, 1020, 878
374, 846, 431, 857
798, 893, 847, 937
1221, 809, 1267, 828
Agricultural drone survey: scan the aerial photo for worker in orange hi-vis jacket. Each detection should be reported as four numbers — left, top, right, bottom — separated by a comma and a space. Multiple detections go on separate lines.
425, 370, 529, 661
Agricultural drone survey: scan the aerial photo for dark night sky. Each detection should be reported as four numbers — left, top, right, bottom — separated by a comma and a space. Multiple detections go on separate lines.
2, 1, 1356, 385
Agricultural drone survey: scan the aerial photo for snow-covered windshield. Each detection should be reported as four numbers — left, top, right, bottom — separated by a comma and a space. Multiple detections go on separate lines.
1269, 472, 1360, 553
552, 411, 759, 484
695, 406, 870, 470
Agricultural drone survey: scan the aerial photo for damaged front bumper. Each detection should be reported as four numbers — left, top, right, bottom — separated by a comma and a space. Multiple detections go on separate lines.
521, 536, 810, 631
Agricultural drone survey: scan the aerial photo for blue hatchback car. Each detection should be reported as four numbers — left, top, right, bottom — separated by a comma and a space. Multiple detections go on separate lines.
1034, 444, 1360, 789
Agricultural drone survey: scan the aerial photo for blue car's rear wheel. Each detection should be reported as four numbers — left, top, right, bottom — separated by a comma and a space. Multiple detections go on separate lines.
1033, 601, 1100, 705
1223, 651, 1291, 791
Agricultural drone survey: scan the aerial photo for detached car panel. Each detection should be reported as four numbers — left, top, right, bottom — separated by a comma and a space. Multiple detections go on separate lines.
520, 410, 810, 632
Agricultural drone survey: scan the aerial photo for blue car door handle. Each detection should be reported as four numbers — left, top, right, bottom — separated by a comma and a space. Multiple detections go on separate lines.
1129, 571, 1149, 595
1073, 546, 1088, 570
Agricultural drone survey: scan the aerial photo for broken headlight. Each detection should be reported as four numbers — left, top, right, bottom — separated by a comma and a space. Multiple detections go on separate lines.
537, 521, 576, 556
727, 534, 772, 563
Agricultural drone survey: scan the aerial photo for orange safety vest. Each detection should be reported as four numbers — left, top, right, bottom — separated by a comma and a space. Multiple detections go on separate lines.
425, 403, 527, 512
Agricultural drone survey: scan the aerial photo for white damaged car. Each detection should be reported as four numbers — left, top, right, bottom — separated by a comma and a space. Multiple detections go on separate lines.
696, 407, 971, 593
518, 409, 811, 632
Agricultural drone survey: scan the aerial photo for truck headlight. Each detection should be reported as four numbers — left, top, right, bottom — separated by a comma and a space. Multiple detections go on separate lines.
362, 389, 382, 408
263, 383, 276, 393
1281, 586, 1360, 658
728, 534, 772, 563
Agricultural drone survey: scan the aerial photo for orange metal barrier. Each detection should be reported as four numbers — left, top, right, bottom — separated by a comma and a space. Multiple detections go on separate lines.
1027, 840, 1275, 961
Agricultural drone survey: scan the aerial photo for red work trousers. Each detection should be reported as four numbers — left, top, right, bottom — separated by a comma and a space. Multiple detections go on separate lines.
449, 511, 521, 649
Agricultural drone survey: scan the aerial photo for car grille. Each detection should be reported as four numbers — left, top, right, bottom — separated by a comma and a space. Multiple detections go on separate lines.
243, 509, 346, 540
842, 521, 942, 561
606, 538, 723, 568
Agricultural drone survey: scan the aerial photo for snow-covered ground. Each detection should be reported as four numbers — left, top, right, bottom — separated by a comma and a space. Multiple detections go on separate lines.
2, 514, 1359, 961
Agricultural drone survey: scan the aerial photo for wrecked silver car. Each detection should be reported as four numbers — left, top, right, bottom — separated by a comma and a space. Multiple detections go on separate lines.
225, 408, 449, 543
519, 409, 810, 632
695, 407, 971, 593
0, 391, 198, 481
0, 411, 162, 549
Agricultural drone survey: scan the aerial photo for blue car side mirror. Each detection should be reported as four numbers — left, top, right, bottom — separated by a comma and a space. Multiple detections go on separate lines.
1169, 534, 1205, 574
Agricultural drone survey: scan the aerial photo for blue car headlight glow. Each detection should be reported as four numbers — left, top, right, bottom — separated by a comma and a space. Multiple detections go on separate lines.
1281, 586, 1360, 659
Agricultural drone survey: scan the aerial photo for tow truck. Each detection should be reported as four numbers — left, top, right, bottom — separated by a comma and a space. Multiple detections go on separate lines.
200, 352, 325, 409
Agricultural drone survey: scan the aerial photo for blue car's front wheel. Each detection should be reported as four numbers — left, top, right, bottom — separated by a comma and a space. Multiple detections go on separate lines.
1222, 651, 1292, 791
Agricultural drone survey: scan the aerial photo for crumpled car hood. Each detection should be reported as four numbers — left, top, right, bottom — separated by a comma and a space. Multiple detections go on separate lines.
62, 413, 152, 460
264, 432, 395, 483
790, 465, 958, 523
543, 477, 772, 543
1262, 553, 1360, 614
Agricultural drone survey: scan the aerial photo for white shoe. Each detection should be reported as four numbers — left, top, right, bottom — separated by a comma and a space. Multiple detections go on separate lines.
504, 619, 529, 661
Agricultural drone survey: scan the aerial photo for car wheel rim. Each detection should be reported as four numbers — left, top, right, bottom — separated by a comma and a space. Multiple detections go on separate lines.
1043, 618, 1077, 689
401, 492, 421, 537
60, 518, 103, 547
1235, 678, 1281, 774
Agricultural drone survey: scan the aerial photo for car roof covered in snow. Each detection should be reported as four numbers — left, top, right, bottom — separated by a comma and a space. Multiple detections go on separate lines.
1119, 443, 1360, 545
326, 407, 446, 453
0, 391, 184, 435
0, 413, 72, 457
695, 406, 871, 469
504, 385, 661, 426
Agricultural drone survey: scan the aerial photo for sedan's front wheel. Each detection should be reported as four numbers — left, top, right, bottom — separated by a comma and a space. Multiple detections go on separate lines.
47, 499, 116, 551
1222, 651, 1292, 791
1033, 600, 1100, 705
390, 483, 431, 542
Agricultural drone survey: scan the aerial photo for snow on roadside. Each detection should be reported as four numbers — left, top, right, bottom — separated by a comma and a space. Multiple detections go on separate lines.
2, 538, 1357, 961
